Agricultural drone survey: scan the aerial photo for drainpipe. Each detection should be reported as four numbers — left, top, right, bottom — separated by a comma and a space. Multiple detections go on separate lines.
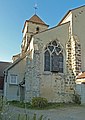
3, 71, 8, 98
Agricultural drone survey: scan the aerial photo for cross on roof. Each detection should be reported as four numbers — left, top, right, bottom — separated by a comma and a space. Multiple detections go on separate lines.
34, 3, 38, 14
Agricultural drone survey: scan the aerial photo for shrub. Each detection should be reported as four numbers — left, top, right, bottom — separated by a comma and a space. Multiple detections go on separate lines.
72, 94, 81, 104
9, 100, 25, 108
31, 97, 48, 108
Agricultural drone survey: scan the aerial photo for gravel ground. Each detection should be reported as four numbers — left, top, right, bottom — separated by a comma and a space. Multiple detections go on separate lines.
1, 105, 85, 120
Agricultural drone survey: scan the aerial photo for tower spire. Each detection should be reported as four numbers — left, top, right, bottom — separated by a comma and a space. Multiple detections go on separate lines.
34, 3, 38, 15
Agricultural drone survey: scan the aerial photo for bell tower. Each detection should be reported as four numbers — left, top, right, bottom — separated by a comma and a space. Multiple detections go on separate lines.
21, 14, 49, 54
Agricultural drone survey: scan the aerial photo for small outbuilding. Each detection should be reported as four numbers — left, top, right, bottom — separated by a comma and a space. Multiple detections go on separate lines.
76, 72, 85, 104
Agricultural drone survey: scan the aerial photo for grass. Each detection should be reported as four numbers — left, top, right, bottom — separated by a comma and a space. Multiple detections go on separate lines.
8, 101, 31, 108
0, 100, 81, 120
8, 100, 81, 110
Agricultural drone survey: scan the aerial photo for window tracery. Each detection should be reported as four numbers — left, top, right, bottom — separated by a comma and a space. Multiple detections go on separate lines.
44, 40, 63, 73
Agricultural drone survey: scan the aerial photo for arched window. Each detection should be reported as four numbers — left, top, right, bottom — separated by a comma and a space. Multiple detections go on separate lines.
44, 50, 50, 71
36, 26, 39, 33
44, 40, 63, 73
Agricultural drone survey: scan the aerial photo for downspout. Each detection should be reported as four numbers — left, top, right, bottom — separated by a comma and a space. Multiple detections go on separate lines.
3, 70, 8, 98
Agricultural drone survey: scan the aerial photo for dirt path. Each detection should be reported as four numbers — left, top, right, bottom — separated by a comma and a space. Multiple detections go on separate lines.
1, 105, 85, 120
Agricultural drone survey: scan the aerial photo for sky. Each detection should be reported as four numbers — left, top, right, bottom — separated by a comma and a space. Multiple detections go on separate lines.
0, 0, 85, 62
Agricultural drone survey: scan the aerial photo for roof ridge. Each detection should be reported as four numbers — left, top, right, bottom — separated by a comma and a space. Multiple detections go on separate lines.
70, 5, 85, 12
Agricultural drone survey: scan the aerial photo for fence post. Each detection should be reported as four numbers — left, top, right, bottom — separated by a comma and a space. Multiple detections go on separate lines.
26, 114, 27, 120
33, 113, 36, 120
18, 113, 20, 120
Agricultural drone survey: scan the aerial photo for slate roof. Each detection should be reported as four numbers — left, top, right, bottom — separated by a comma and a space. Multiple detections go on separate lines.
0, 62, 11, 76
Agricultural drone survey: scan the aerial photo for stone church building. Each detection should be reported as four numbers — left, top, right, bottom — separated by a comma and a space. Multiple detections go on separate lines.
4, 5, 85, 103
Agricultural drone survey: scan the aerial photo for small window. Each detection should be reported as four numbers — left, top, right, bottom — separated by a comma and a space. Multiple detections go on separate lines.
10, 74, 17, 84
36, 27, 39, 33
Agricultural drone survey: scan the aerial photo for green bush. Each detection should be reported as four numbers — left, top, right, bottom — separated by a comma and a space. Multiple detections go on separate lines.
31, 97, 48, 108
9, 100, 25, 108
72, 94, 81, 104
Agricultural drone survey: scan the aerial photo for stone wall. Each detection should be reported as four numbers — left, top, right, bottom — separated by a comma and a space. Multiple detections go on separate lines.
66, 35, 81, 76
25, 55, 33, 102
66, 37, 72, 72
71, 36, 81, 76
74, 36, 81, 75
40, 72, 74, 103
25, 38, 76, 103
25, 51, 41, 102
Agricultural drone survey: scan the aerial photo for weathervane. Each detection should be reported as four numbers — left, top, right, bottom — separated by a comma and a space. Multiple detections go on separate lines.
34, 3, 38, 14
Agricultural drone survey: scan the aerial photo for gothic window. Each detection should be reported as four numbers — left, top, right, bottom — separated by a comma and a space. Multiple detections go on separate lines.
44, 50, 50, 71
44, 40, 63, 73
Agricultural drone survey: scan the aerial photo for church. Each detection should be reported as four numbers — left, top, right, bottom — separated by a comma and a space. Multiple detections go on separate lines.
4, 5, 85, 103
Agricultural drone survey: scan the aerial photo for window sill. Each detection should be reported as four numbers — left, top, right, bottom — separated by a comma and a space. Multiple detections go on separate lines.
9, 83, 18, 86
43, 71, 52, 75
43, 71, 64, 75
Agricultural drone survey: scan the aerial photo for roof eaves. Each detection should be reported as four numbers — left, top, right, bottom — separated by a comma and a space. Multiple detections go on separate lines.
5, 52, 30, 72
58, 10, 71, 25
27, 20, 49, 26
5, 58, 22, 72
13, 53, 20, 57
70, 5, 85, 12
22, 20, 49, 33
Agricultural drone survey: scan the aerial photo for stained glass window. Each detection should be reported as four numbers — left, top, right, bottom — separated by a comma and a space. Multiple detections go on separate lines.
51, 52, 59, 72
44, 40, 63, 73
44, 50, 50, 71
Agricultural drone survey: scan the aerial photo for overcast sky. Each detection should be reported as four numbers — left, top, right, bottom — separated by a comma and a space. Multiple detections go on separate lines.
0, 0, 85, 62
